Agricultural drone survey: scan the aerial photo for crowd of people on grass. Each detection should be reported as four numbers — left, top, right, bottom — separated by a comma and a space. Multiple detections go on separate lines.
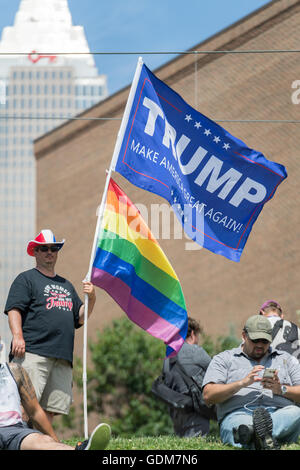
1, 228, 299, 450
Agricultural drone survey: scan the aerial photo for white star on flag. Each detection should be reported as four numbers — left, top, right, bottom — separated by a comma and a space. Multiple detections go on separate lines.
194, 121, 202, 129
204, 129, 211, 136
185, 114, 192, 122
223, 143, 230, 150
213, 136, 221, 143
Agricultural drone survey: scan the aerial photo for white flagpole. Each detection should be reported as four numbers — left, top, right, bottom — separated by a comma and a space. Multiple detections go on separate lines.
110, 56, 144, 171
82, 56, 144, 439
82, 169, 112, 439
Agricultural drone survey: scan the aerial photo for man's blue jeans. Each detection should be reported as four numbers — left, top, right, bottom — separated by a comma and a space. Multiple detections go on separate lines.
220, 405, 300, 448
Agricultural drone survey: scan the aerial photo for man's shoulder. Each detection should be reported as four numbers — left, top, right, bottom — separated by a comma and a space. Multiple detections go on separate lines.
210, 346, 242, 363
179, 342, 200, 355
23, 269, 72, 287
203, 348, 241, 385
11, 268, 36, 284
178, 342, 211, 362
273, 348, 300, 363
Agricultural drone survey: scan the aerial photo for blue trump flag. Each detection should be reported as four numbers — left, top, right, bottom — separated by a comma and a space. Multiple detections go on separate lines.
111, 58, 287, 262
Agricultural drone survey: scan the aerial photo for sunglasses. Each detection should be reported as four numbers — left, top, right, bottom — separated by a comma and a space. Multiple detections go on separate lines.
249, 337, 270, 345
37, 245, 60, 253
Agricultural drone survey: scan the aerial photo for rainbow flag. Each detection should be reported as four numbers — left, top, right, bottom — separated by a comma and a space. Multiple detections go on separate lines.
91, 178, 188, 356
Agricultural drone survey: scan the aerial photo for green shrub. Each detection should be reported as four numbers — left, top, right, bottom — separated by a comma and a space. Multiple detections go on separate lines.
74, 317, 240, 437
74, 317, 173, 437
202, 323, 240, 356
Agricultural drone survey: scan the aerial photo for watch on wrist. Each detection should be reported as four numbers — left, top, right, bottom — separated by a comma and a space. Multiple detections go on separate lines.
281, 385, 288, 395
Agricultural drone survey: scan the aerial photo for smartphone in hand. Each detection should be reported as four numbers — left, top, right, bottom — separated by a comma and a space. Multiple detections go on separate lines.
263, 368, 276, 379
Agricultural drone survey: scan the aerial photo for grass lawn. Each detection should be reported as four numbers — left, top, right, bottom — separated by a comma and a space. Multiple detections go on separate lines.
65, 434, 300, 451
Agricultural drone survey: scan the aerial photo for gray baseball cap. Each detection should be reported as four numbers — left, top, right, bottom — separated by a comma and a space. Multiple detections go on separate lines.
244, 315, 273, 342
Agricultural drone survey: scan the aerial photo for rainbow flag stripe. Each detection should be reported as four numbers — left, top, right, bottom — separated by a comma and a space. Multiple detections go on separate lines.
91, 178, 188, 356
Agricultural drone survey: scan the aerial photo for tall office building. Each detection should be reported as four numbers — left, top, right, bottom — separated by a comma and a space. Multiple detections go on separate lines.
0, 0, 108, 356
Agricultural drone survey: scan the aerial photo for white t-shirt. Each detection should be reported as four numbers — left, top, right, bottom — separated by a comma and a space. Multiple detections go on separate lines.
0, 363, 22, 427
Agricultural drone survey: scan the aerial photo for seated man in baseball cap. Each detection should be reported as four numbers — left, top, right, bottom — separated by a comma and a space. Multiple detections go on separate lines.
202, 315, 300, 449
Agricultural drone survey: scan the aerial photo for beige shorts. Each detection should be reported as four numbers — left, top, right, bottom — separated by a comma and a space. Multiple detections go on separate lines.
13, 352, 73, 415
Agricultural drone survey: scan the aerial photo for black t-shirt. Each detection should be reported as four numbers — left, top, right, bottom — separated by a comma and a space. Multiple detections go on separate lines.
4, 268, 83, 364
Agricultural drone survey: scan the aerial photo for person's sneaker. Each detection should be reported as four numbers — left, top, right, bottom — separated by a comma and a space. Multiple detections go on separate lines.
75, 423, 111, 450
233, 424, 254, 445
253, 407, 280, 450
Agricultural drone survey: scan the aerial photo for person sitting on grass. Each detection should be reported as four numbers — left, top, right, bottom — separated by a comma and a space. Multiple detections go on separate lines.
0, 360, 111, 450
202, 315, 300, 450
162, 317, 215, 437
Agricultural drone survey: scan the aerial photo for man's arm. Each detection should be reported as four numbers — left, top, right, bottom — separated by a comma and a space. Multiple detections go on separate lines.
9, 363, 60, 442
8, 309, 25, 357
280, 385, 300, 402
262, 373, 300, 403
203, 365, 264, 405
78, 281, 96, 325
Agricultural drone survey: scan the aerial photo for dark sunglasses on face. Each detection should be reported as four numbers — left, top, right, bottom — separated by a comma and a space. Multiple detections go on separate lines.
37, 245, 60, 253
249, 337, 270, 344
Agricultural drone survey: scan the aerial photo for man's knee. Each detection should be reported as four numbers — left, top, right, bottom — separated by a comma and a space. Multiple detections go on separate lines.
272, 406, 300, 438
21, 432, 73, 450
20, 432, 55, 450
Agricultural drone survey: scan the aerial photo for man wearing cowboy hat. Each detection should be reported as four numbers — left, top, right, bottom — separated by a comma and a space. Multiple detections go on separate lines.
4, 229, 96, 424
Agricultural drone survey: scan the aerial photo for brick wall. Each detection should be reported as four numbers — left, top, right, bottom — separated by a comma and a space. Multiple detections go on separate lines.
35, 0, 300, 364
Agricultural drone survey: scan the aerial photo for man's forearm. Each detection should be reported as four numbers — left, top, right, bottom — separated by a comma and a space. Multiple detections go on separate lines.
8, 309, 23, 337
203, 380, 246, 405
30, 408, 60, 442
8, 309, 25, 356
78, 295, 96, 324
277, 384, 300, 403
203, 365, 264, 405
